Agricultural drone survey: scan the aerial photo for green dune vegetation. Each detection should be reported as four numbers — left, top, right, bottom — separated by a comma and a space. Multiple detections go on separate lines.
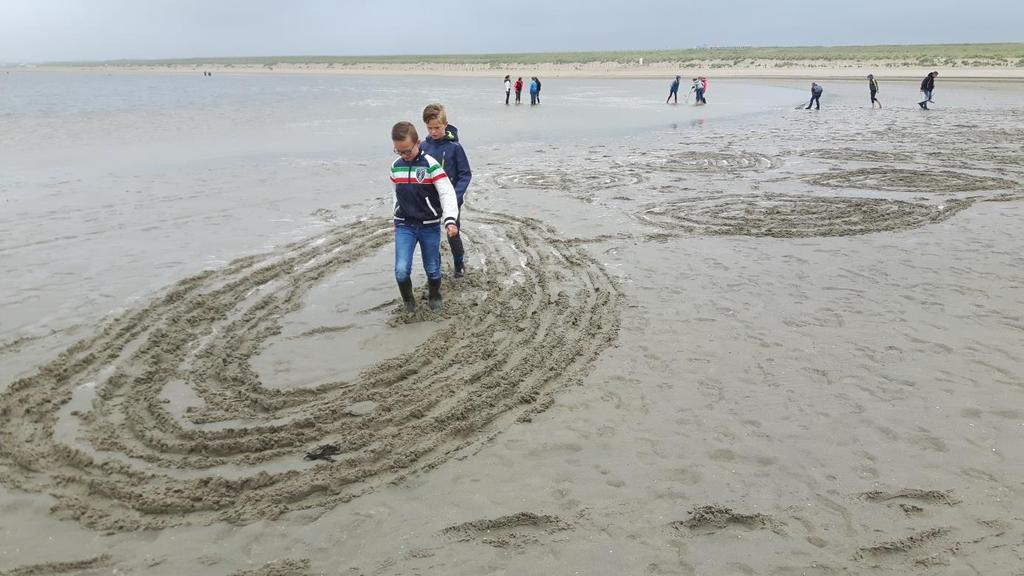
47, 43, 1024, 68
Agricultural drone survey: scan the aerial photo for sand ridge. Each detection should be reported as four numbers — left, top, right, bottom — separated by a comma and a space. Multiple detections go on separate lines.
228, 559, 313, 576
631, 194, 976, 237
807, 167, 1019, 192
621, 149, 781, 173
442, 512, 574, 549
0, 555, 112, 576
0, 212, 621, 532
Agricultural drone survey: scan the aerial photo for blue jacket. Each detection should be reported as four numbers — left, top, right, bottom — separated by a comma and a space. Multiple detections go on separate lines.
420, 124, 472, 206
530, 80, 538, 94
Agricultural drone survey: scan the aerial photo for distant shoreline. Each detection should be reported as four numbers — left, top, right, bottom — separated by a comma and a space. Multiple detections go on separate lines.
7, 61, 1024, 81
8, 43, 1024, 81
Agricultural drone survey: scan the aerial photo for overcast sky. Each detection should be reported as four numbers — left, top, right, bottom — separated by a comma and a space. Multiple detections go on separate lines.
2, 0, 1021, 62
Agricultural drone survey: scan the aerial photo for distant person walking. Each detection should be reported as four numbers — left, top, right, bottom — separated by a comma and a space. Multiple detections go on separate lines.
666, 75, 681, 104
514, 77, 523, 104
868, 74, 881, 108
504, 75, 511, 105
529, 77, 539, 106
691, 78, 705, 105
699, 76, 708, 103
919, 71, 937, 110
535, 77, 542, 104
806, 82, 823, 110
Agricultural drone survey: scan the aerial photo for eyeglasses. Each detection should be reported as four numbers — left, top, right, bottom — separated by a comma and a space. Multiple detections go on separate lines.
394, 141, 419, 156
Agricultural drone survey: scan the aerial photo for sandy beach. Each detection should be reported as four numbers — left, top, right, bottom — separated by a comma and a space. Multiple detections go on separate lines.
0, 72, 1022, 575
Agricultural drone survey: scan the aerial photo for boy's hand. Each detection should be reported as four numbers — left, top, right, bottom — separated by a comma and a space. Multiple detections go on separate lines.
446, 223, 459, 238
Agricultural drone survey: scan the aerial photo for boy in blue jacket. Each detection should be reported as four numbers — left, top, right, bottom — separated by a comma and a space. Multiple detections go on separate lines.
420, 103, 472, 278
390, 121, 460, 312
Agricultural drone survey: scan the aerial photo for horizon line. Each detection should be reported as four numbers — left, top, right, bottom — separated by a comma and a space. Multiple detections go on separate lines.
14, 41, 1024, 66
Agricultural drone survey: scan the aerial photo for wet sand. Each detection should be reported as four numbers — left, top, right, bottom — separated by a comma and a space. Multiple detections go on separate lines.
1, 77, 1023, 574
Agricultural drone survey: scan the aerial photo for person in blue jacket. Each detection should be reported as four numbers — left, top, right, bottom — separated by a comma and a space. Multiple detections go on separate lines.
529, 77, 539, 105
421, 103, 472, 278
666, 75, 680, 104
806, 82, 823, 110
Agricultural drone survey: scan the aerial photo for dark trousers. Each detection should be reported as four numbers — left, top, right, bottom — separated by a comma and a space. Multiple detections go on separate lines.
505, 90, 510, 105
515, 89, 521, 103
447, 208, 465, 268
807, 94, 821, 109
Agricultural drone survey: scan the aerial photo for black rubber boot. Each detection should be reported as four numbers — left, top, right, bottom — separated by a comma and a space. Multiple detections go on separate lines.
397, 279, 416, 312
427, 278, 443, 311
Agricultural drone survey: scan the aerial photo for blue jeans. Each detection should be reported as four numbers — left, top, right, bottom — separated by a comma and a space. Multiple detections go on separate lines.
394, 222, 442, 283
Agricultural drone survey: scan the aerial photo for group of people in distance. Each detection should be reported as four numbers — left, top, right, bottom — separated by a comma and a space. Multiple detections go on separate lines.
804, 71, 940, 110
503, 75, 542, 105
666, 75, 709, 105
658, 71, 940, 110
389, 103, 472, 312
384, 69, 945, 312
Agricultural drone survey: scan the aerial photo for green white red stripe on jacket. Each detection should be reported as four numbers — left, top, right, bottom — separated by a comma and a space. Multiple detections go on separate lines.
390, 151, 459, 227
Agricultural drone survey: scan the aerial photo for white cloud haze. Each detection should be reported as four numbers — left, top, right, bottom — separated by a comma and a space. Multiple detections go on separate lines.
1, 0, 1020, 62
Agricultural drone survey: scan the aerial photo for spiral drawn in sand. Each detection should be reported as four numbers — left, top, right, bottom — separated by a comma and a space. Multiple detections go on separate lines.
632, 194, 974, 238
808, 167, 1017, 192
491, 169, 646, 191
801, 148, 914, 163
0, 212, 620, 532
625, 151, 779, 173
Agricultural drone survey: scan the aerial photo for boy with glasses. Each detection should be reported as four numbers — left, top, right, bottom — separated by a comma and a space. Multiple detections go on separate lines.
390, 121, 459, 312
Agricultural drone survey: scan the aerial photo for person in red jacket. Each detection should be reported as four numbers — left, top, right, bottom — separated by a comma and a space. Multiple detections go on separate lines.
514, 77, 524, 104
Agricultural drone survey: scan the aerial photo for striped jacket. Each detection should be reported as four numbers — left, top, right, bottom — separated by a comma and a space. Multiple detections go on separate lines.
390, 150, 459, 227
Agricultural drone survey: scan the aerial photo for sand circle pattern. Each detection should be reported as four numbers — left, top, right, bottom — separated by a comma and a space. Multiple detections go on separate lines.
627, 151, 778, 172
801, 148, 914, 163
632, 194, 974, 237
808, 167, 1017, 192
492, 169, 646, 190
0, 212, 620, 531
